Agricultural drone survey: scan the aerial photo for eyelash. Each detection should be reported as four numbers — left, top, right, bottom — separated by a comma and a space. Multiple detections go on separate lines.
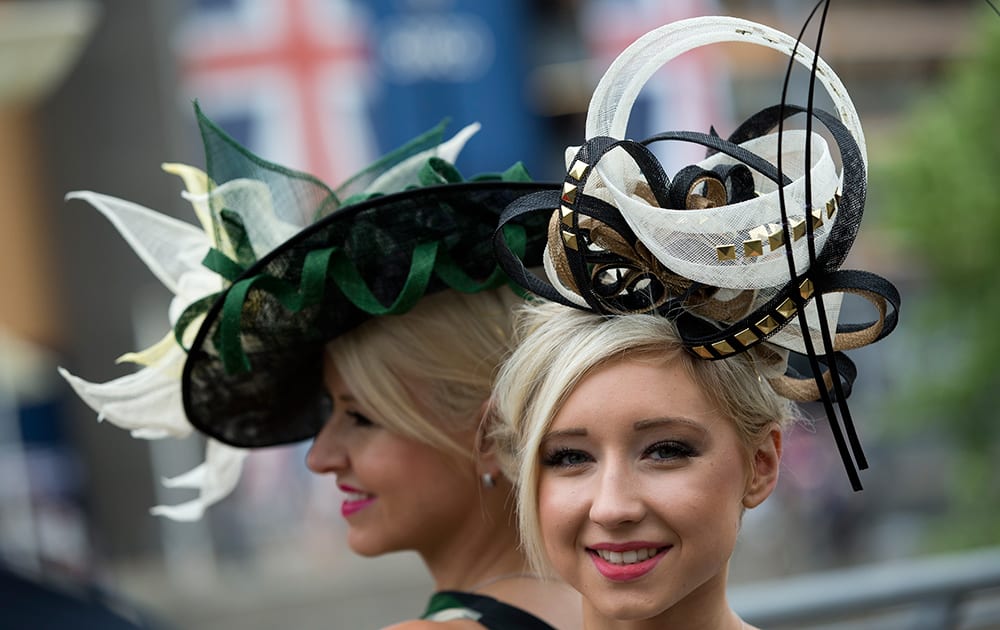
541, 441, 698, 469
643, 440, 698, 461
347, 411, 375, 428
541, 448, 592, 468
317, 393, 375, 428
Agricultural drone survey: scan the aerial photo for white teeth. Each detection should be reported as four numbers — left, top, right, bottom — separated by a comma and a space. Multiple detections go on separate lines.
345, 492, 371, 501
595, 547, 660, 565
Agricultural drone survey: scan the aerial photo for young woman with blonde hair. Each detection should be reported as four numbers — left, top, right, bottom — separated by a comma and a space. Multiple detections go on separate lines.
489, 11, 899, 629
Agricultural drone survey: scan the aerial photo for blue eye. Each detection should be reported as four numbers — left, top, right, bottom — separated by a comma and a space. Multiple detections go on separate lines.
644, 441, 697, 461
542, 448, 592, 468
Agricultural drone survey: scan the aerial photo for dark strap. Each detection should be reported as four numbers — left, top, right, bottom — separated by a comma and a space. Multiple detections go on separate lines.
422, 591, 556, 630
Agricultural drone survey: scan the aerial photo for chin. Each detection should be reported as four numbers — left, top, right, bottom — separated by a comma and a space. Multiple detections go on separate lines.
349, 545, 383, 558
346, 532, 392, 557
590, 590, 670, 622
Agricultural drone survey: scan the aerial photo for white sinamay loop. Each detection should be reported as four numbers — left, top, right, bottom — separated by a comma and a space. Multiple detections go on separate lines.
585, 16, 867, 164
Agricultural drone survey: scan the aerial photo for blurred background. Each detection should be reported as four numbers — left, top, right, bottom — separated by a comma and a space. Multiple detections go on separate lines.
1, 0, 997, 628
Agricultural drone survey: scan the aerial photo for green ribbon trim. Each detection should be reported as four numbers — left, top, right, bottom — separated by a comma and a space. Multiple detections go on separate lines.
433, 224, 526, 293
219, 209, 256, 268
467, 162, 532, 183
418, 157, 463, 186
217, 247, 336, 373
218, 277, 262, 373
173, 293, 223, 350
217, 242, 438, 373
331, 241, 438, 316
201, 249, 247, 282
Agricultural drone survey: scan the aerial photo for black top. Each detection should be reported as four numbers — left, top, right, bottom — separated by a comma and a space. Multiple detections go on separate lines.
421, 590, 556, 629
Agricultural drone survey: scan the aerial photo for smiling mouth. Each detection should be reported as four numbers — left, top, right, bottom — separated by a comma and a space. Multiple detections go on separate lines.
338, 485, 376, 517
341, 493, 375, 517
586, 545, 672, 581
591, 547, 666, 565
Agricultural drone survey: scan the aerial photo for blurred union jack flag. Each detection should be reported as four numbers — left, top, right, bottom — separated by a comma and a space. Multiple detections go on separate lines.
173, 0, 376, 186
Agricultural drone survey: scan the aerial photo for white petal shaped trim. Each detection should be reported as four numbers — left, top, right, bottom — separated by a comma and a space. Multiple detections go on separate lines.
161, 162, 213, 236
65, 191, 210, 295
363, 122, 481, 195
57, 347, 191, 439
150, 440, 248, 522
168, 269, 224, 327
116, 331, 175, 367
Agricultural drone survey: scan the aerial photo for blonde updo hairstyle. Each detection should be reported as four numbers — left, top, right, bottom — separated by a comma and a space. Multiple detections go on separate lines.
490, 300, 796, 573
327, 287, 520, 463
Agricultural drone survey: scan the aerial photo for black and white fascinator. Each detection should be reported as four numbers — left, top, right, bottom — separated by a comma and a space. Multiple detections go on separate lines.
494, 10, 900, 490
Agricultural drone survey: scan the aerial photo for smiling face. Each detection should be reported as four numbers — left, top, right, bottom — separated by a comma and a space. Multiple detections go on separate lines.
537, 354, 779, 625
306, 356, 482, 558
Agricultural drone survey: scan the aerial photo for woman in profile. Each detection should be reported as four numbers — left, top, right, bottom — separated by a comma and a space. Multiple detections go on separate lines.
61, 110, 581, 628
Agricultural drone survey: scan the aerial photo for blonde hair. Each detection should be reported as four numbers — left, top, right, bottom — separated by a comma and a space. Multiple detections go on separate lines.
327, 287, 520, 462
489, 300, 796, 573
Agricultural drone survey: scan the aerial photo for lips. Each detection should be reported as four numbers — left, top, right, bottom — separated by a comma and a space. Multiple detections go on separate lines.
338, 484, 375, 518
587, 542, 671, 582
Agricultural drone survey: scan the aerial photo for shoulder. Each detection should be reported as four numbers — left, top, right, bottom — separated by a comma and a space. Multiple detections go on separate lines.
382, 620, 482, 630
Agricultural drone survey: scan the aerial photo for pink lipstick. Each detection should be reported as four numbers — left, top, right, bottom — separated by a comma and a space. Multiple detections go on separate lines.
587, 542, 671, 582
338, 484, 375, 518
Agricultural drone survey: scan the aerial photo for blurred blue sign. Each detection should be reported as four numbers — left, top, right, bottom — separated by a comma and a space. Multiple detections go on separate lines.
365, 0, 544, 177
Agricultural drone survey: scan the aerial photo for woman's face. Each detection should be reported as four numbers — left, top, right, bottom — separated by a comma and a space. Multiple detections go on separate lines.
306, 355, 479, 558
537, 356, 779, 623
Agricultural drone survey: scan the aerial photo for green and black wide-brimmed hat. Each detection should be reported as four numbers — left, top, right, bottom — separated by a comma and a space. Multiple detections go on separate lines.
176, 108, 555, 448
60, 105, 554, 520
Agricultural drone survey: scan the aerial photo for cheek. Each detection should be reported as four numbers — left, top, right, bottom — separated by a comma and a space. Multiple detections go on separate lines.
669, 462, 747, 536
538, 477, 584, 566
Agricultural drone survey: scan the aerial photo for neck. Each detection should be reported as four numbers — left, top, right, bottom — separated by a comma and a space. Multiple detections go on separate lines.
418, 484, 531, 592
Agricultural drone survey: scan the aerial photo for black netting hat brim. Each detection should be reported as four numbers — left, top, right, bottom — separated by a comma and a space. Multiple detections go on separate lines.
182, 181, 554, 448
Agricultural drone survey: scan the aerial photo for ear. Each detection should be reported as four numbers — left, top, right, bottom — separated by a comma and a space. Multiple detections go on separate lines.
474, 399, 502, 477
743, 426, 782, 509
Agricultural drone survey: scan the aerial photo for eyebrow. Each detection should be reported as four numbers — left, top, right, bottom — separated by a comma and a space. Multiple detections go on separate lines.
543, 428, 588, 440
633, 417, 708, 434
543, 417, 707, 441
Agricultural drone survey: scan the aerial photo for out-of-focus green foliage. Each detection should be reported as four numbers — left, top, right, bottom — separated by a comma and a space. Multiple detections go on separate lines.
874, 10, 1000, 550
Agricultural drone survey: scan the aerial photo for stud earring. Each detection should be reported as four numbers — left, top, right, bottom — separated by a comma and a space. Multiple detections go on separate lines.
481, 472, 496, 489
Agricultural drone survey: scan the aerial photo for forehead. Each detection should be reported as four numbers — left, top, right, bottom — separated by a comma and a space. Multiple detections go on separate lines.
550, 356, 719, 432
321, 352, 349, 389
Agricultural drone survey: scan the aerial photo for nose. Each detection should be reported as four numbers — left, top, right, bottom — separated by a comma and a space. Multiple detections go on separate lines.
588, 460, 645, 528
305, 420, 348, 474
